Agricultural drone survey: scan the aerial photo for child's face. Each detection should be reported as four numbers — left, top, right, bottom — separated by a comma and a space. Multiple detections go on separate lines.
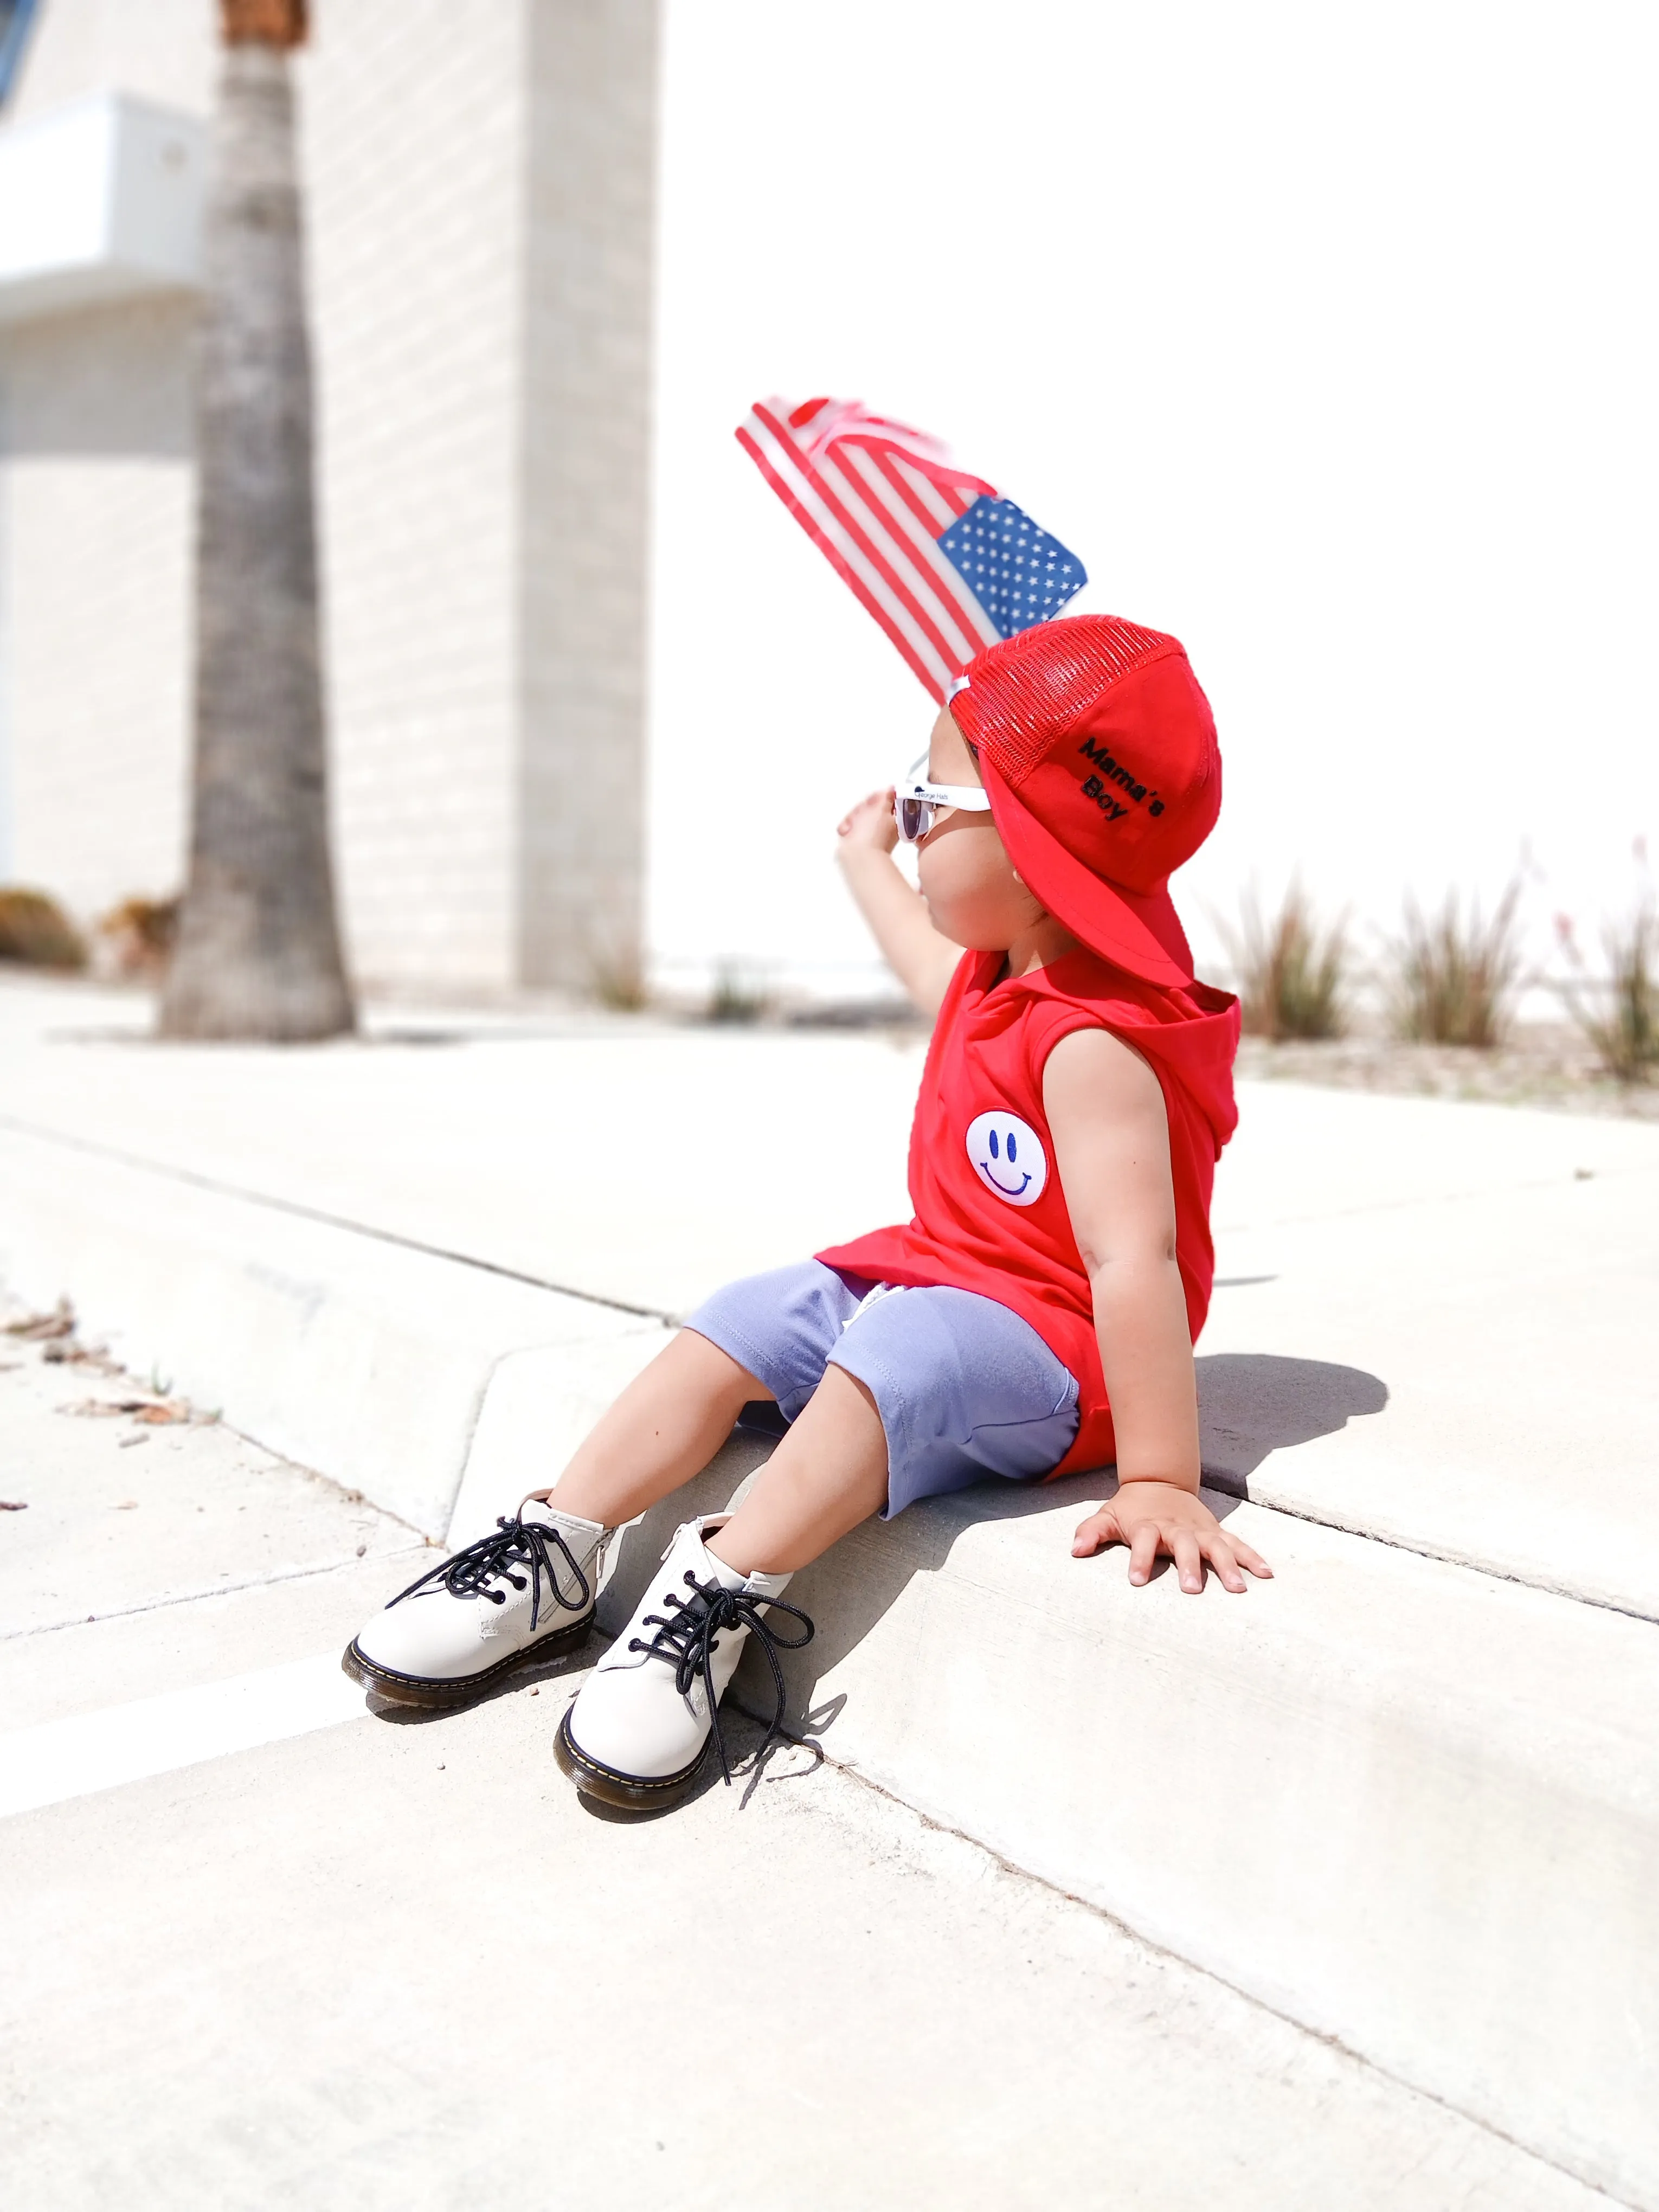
916, 707, 1049, 950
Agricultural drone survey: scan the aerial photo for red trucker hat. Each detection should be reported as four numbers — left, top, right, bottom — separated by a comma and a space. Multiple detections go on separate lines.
948, 614, 1221, 988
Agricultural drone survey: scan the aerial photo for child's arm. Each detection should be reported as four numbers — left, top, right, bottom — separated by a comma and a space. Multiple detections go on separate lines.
835, 788, 963, 1016
1044, 1026, 1272, 1595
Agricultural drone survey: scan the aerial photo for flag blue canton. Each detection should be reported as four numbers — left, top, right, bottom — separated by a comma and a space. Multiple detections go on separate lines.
935, 496, 1087, 639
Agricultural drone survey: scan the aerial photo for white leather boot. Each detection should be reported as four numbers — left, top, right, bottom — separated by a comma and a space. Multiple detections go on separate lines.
343, 1500, 607, 1707
555, 1516, 813, 1810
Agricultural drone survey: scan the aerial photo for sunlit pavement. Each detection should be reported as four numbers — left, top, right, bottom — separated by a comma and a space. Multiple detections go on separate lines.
1, 974, 1656, 2205
3, 974, 1656, 1611
0, 1333, 1612, 2212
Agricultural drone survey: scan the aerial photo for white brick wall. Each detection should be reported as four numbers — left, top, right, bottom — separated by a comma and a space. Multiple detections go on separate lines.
297, 2, 526, 992
0, 295, 194, 914
518, 0, 658, 991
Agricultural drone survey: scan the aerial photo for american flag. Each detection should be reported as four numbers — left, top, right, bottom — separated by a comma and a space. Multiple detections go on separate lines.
736, 396, 1088, 702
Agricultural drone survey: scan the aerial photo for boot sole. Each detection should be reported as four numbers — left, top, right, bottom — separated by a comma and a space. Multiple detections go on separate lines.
341, 1611, 596, 1709
554, 1706, 712, 1811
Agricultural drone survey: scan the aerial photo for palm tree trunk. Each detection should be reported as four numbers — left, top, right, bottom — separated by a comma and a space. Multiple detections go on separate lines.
160, 7, 353, 1041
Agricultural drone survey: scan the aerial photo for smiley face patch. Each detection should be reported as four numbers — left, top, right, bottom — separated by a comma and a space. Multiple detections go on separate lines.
964, 1110, 1049, 1207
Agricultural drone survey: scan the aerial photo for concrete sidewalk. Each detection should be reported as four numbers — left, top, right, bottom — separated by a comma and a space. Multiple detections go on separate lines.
0, 1340, 1612, 2212
2, 973, 1656, 2202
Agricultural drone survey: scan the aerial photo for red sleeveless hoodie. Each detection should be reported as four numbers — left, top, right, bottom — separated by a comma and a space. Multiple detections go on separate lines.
818, 948, 1240, 1477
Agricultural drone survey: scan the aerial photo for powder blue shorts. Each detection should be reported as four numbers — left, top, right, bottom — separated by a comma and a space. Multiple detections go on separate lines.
684, 1259, 1081, 1519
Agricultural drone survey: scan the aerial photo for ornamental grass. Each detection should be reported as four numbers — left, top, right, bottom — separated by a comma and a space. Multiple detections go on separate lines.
1556, 894, 1659, 1084
1390, 883, 1523, 1049
707, 959, 772, 1025
1219, 883, 1348, 1041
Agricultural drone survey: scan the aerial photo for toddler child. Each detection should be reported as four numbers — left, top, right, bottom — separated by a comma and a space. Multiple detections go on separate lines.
344, 613, 1270, 1808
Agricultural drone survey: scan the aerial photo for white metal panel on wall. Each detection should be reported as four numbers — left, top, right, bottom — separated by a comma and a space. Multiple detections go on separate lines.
0, 93, 204, 323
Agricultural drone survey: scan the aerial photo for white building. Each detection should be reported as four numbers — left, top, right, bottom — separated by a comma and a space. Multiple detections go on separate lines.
0, 0, 657, 996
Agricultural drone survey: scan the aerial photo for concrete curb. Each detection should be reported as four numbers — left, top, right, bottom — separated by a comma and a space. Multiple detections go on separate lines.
0, 1124, 658, 1538
445, 1332, 672, 1547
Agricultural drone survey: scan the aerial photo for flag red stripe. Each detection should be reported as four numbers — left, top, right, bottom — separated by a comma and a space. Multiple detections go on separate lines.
754, 405, 973, 681
736, 423, 948, 694
822, 445, 990, 667
859, 445, 966, 538
822, 450, 987, 671
845, 439, 987, 528
832, 445, 1000, 650
876, 445, 982, 535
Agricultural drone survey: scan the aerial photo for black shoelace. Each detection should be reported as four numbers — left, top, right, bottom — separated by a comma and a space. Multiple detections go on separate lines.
388, 1514, 592, 1633
631, 1571, 814, 1785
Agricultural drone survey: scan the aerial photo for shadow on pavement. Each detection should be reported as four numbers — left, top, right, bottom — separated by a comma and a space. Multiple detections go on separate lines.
593, 1352, 1388, 1770
1196, 1352, 1389, 1495
574, 1711, 824, 1823
359, 1358, 1389, 1782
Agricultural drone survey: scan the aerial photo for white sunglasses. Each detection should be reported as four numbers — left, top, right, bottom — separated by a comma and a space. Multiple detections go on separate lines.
893, 752, 994, 844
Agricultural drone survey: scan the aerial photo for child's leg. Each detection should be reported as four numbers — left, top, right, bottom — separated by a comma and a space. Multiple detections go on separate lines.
705, 1364, 888, 1576
556, 1284, 1079, 1809
556, 1361, 885, 1808
710, 1280, 1081, 1577
540, 1328, 765, 1528
544, 1259, 882, 1530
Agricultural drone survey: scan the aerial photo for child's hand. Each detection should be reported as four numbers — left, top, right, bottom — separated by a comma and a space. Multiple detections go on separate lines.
832, 781, 960, 1016
837, 788, 899, 857
1071, 1480, 1272, 1594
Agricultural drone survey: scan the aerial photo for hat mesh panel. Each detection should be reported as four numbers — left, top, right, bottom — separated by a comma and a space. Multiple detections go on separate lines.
966, 619, 1182, 783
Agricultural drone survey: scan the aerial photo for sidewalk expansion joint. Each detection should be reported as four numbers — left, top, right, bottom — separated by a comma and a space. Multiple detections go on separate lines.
0, 1545, 429, 1643
764, 1712, 1639, 2211
0, 1113, 681, 1324
1222, 1150, 1659, 1240
1208, 1482, 1659, 1631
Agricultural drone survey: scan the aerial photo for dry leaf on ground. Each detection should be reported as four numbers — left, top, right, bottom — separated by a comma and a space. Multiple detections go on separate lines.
42, 1342, 121, 1372
59, 1397, 191, 1424
5, 1304, 75, 1341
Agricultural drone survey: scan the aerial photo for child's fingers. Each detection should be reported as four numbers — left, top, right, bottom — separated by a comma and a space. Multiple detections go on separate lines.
1227, 1534, 1274, 1579
1201, 1531, 1250, 1594
837, 789, 896, 840
1070, 1506, 1118, 1557
1171, 1528, 1206, 1594
1127, 1523, 1161, 1586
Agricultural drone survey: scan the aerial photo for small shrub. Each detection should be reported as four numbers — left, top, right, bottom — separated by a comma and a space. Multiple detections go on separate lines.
589, 947, 649, 1013
1556, 898, 1658, 1083
0, 888, 87, 970
706, 959, 770, 1025
95, 894, 180, 980
1218, 883, 1347, 1041
577, 922, 651, 1013
1391, 882, 1523, 1047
